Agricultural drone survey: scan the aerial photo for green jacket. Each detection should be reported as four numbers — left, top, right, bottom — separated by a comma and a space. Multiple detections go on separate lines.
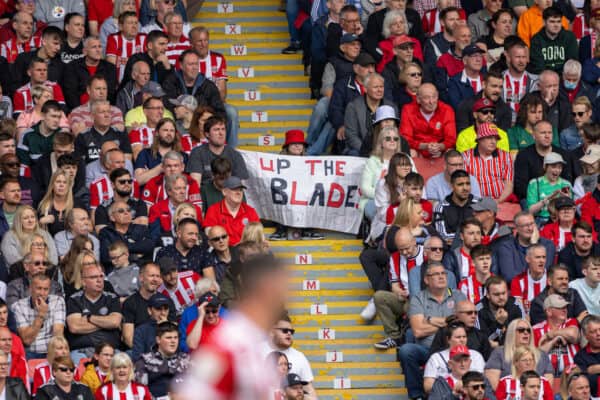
528, 28, 578, 74
16, 122, 60, 166
507, 125, 560, 151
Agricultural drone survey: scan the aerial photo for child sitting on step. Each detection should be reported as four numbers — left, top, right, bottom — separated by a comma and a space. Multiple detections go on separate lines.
269, 130, 325, 241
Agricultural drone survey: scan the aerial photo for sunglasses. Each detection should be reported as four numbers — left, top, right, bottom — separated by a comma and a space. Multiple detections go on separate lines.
2, 162, 19, 168
478, 109, 496, 115
516, 327, 532, 334
31, 261, 50, 266
384, 136, 400, 142
408, 72, 422, 78
427, 247, 444, 252
209, 234, 228, 242
205, 308, 219, 314
117, 179, 133, 184
459, 310, 477, 315
572, 111, 587, 117
163, 0, 177, 4
57, 366, 75, 373
275, 328, 295, 335
469, 384, 485, 390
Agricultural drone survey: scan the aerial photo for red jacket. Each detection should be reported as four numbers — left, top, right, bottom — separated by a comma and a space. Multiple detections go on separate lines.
580, 191, 600, 231
203, 200, 260, 246
399, 101, 456, 157
149, 199, 203, 232
10, 333, 28, 391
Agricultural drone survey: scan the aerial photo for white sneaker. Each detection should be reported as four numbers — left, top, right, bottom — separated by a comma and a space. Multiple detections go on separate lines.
360, 298, 376, 321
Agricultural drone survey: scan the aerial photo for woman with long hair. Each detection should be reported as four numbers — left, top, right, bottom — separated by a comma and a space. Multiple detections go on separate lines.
266, 351, 290, 400
80, 342, 114, 395
423, 321, 486, 394
495, 345, 554, 400
240, 222, 270, 253
134, 118, 184, 185
394, 62, 423, 112
1, 205, 58, 266
95, 352, 151, 399
485, 319, 553, 389
480, 9, 515, 63
507, 92, 560, 154
186, 105, 214, 150
32, 336, 70, 394
38, 168, 79, 236
62, 249, 99, 298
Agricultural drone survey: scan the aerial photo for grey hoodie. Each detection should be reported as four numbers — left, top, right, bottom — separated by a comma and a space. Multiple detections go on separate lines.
34, 0, 85, 29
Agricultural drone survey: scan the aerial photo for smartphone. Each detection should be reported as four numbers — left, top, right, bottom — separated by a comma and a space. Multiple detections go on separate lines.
561, 186, 570, 194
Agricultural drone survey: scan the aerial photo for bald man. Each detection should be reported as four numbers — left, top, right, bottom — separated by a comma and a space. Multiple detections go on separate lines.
86, 141, 134, 187
399, 83, 457, 158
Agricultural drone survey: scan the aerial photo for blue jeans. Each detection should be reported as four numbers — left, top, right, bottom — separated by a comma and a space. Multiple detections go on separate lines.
397, 342, 429, 398
364, 199, 376, 221
225, 103, 239, 148
306, 97, 335, 155
286, 0, 300, 44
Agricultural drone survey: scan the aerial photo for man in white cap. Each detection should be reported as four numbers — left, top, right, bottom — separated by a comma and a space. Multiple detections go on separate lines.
532, 293, 580, 376
359, 104, 410, 156
463, 122, 514, 203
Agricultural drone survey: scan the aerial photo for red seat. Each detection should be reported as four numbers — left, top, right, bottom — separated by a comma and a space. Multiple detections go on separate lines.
27, 358, 45, 381
412, 157, 445, 181
75, 357, 90, 381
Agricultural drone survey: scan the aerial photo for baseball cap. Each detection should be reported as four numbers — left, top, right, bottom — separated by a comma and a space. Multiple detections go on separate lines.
148, 293, 171, 308
223, 176, 246, 190
393, 34, 414, 47
340, 33, 360, 44
198, 292, 221, 307
462, 44, 485, 57
544, 294, 570, 309
472, 98, 496, 113
543, 152, 566, 166
554, 196, 575, 209
353, 53, 376, 66
373, 105, 399, 124
580, 144, 600, 165
472, 197, 498, 213
169, 95, 198, 111
141, 81, 166, 97
157, 257, 178, 275
282, 373, 308, 388
476, 122, 500, 141
449, 345, 470, 359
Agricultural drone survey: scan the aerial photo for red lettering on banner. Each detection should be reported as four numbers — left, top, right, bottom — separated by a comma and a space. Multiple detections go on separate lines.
290, 181, 307, 205
259, 158, 274, 171
305, 159, 321, 175
335, 161, 346, 176
327, 183, 345, 208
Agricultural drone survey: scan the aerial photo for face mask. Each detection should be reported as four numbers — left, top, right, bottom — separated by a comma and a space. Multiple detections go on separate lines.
564, 81, 577, 90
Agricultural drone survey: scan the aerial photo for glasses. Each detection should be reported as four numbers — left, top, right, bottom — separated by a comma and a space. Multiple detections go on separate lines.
572, 111, 587, 117
205, 308, 219, 314
478, 109, 496, 116
56, 366, 75, 373
516, 327, 532, 334
31, 242, 46, 248
427, 271, 447, 277
32, 261, 50, 266
116, 179, 133, 184
408, 72, 422, 78
275, 327, 295, 335
162, 0, 177, 4
2, 162, 19, 168
110, 252, 126, 261
469, 384, 485, 390
384, 136, 400, 142
209, 234, 228, 242
114, 207, 131, 214
426, 247, 444, 252
458, 310, 477, 315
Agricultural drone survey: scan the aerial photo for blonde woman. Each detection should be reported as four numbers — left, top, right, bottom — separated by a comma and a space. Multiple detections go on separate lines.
495, 346, 554, 400
96, 352, 152, 399
38, 168, 79, 236
32, 336, 70, 394
1, 205, 58, 266
240, 222, 270, 253
485, 319, 554, 390
62, 250, 99, 298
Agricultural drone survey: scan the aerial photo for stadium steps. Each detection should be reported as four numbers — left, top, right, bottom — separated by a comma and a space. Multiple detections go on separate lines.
193, 1, 407, 398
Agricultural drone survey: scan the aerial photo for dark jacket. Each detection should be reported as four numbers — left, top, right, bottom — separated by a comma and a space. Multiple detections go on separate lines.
491, 235, 555, 282
135, 348, 190, 397
310, 14, 331, 91
558, 242, 600, 279
4, 376, 29, 400
98, 224, 154, 269
528, 28, 578, 74
162, 70, 225, 115
10, 50, 64, 93
0, 205, 10, 241
344, 96, 397, 154
529, 287, 588, 325
364, 7, 424, 62
513, 144, 574, 200
429, 375, 496, 400
433, 193, 477, 242
532, 91, 574, 133
456, 91, 512, 133
477, 295, 524, 345
579, 33, 595, 64
430, 325, 493, 360
62, 58, 117, 110
121, 52, 170, 89
558, 79, 597, 103
329, 53, 355, 83
328, 74, 362, 130
31, 152, 87, 201
423, 32, 452, 66
447, 72, 479, 110
35, 381, 94, 400
132, 319, 158, 361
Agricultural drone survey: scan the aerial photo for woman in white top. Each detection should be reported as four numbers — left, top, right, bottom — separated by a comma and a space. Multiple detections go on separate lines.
423, 321, 485, 394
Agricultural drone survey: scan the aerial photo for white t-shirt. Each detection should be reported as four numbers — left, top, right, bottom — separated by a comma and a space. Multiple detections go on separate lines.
424, 349, 485, 378
260, 342, 315, 382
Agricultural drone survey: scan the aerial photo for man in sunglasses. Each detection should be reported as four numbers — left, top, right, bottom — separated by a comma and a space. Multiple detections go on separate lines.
461, 371, 491, 400
0, 153, 40, 207
185, 292, 222, 352
456, 97, 510, 154
35, 355, 94, 400
6, 252, 62, 307
560, 95, 593, 151
261, 313, 318, 399
11, 272, 65, 359
142, 0, 190, 36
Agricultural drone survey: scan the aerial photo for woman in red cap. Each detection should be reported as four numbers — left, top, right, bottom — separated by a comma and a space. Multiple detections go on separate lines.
269, 130, 324, 241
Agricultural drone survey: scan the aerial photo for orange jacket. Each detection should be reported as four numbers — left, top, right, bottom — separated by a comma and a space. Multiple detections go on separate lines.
517, 5, 570, 47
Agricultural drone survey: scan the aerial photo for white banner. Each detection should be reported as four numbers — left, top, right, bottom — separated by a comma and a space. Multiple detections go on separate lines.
239, 150, 366, 234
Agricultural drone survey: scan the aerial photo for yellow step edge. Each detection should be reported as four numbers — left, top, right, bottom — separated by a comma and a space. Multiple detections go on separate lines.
318, 388, 408, 395
314, 374, 403, 382
197, 11, 284, 18
230, 76, 308, 83
239, 109, 312, 117
199, 21, 287, 28
230, 100, 315, 107
228, 65, 305, 72
210, 42, 290, 50
230, 87, 309, 94
238, 145, 279, 151
240, 122, 309, 128
292, 315, 372, 323
269, 239, 361, 246
289, 276, 368, 284
294, 338, 382, 345
311, 361, 399, 369
210, 32, 290, 40
289, 264, 363, 271
227, 53, 301, 60
288, 301, 369, 308
202, 1, 280, 7
293, 326, 381, 334
301, 348, 396, 356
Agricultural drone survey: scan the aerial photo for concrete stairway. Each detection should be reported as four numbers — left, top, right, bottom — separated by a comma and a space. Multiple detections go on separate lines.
193, 2, 407, 398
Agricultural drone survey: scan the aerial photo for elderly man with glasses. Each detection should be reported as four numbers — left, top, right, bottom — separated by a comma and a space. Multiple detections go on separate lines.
6, 252, 62, 307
